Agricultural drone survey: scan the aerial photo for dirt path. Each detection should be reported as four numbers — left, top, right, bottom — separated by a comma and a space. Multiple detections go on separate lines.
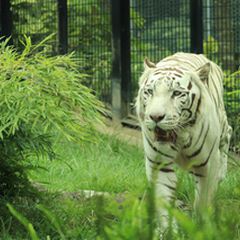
97, 119, 143, 148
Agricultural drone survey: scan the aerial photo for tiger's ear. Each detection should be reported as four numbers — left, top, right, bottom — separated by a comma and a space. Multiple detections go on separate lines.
196, 62, 211, 83
144, 57, 156, 70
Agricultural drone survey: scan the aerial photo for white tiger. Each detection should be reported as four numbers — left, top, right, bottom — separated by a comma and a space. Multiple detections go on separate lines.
136, 52, 232, 228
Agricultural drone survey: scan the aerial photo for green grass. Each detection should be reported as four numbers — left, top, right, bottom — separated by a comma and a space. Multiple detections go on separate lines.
29, 133, 147, 193
1, 132, 240, 239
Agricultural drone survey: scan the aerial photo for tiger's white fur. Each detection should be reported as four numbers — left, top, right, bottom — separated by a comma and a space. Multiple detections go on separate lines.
136, 52, 232, 228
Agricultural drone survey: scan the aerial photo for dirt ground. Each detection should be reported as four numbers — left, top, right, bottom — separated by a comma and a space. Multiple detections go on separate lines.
97, 118, 143, 148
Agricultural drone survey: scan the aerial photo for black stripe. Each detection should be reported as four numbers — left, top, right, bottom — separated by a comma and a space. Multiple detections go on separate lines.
188, 93, 196, 110
220, 121, 226, 140
193, 139, 217, 168
159, 168, 174, 173
149, 165, 174, 173
163, 183, 176, 191
144, 134, 174, 158
147, 156, 173, 166
196, 98, 201, 113
187, 123, 209, 158
189, 171, 204, 178
181, 108, 192, 120
187, 82, 192, 90
183, 136, 192, 149
170, 145, 178, 151
189, 97, 201, 125
173, 73, 182, 78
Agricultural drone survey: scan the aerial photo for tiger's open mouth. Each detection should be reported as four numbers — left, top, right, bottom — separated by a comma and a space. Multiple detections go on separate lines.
154, 127, 177, 143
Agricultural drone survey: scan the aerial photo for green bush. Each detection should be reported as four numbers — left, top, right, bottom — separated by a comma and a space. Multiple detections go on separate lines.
11, 0, 112, 102
224, 72, 240, 152
0, 36, 103, 197
203, 35, 240, 151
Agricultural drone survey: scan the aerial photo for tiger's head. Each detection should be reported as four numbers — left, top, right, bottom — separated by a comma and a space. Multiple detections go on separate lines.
136, 58, 210, 142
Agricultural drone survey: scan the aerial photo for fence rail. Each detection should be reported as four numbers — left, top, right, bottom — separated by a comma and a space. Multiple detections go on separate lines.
0, 0, 239, 149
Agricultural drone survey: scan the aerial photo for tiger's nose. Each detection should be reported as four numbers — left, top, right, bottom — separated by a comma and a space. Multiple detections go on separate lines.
150, 114, 165, 123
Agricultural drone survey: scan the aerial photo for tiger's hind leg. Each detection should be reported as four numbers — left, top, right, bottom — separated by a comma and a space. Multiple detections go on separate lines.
193, 125, 232, 214
219, 125, 232, 181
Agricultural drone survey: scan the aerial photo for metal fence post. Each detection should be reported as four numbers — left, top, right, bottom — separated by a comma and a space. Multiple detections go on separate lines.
190, 0, 203, 53
57, 0, 68, 54
0, 0, 13, 44
110, 0, 131, 121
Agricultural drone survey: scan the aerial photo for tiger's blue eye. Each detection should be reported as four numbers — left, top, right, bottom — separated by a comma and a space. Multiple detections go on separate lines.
173, 90, 182, 97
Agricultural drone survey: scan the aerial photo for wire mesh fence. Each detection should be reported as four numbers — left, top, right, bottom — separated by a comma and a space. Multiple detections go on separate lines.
67, 0, 112, 104
1, 0, 112, 104
0, 0, 239, 150
11, 0, 57, 53
130, 0, 191, 106
202, 0, 240, 150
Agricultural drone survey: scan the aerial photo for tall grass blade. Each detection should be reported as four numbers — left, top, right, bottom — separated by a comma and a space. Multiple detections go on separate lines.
146, 185, 156, 240
36, 204, 66, 239
6, 203, 40, 240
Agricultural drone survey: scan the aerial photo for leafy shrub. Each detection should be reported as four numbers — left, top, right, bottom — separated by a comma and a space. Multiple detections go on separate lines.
203, 35, 221, 65
11, 0, 112, 102
0, 36, 103, 196
204, 36, 240, 151
224, 72, 240, 152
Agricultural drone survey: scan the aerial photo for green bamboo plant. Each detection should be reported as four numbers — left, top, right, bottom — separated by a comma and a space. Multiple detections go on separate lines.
0, 36, 104, 196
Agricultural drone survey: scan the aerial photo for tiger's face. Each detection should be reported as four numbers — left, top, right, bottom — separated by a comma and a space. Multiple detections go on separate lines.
136, 58, 208, 142
141, 72, 200, 130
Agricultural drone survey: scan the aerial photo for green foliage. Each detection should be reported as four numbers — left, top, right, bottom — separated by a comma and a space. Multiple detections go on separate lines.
0, 36, 103, 196
203, 35, 219, 58
1, 135, 240, 239
101, 197, 155, 239
67, 0, 112, 98
11, 0, 57, 52
130, 14, 190, 102
201, 35, 240, 150
203, 35, 222, 68
142, 18, 190, 56
11, 0, 112, 102
30, 133, 146, 193
36, 204, 66, 239
7, 203, 40, 240
224, 71, 240, 151
224, 72, 240, 115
